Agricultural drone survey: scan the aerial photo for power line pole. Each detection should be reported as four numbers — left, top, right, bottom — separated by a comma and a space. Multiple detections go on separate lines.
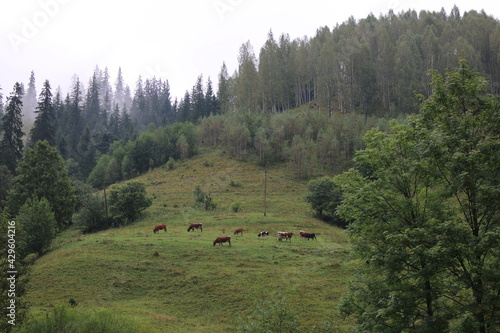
103, 185, 109, 219
264, 168, 267, 216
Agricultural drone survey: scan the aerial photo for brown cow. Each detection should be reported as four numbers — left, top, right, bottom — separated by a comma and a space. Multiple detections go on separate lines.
153, 224, 167, 233
277, 231, 293, 242
187, 223, 203, 232
234, 228, 244, 235
213, 236, 231, 246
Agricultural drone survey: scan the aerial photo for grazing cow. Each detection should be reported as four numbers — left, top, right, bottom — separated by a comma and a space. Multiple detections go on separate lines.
257, 231, 270, 238
187, 223, 203, 232
153, 224, 167, 233
213, 236, 231, 246
234, 228, 244, 235
299, 230, 307, 237
303, 232, 316, 240
277, 231, 293, 242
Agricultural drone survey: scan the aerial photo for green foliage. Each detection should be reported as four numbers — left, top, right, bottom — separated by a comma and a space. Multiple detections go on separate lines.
238, 297, 301, 333
86, 122, 197, 187
305, 177, 344, 226
108, 182, 152, 224
193, 185, 217, 211
165, 157, 176, 170
231, 201, 242, 213
0, 82, 24, 173
8, 140, 76, 230
29, 80, 55, 146
336, 61, 500, 332
73, 192, 110, 233
229, 178, 242, 187
0, 165, 13, 209
15, 305, 139, 333
17, 198, 57, 256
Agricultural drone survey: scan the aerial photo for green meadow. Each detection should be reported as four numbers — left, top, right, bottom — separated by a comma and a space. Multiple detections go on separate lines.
22, 151, 355, 332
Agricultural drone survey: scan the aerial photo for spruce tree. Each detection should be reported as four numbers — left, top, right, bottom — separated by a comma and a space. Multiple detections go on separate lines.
217, 62, 231, 113
0, 83, 24, 173
29, 80, 55, 146
7, 140, 76, 230
0, 86, 4, 136
23, 70, 37, 120
114, 67, 125, 108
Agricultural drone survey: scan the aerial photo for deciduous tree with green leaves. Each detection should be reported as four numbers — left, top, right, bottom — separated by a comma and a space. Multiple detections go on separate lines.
108, 182, 152, 224
336, 60, 500, 332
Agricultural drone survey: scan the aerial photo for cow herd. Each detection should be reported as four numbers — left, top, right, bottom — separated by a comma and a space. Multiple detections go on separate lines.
152, 223, 317, 247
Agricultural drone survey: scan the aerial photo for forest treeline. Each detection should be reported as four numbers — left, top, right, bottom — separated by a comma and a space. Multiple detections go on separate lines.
1, 6, 499, 188
221, 6, 500, 116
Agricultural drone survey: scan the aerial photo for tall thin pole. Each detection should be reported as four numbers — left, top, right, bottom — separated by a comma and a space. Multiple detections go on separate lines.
264, 168, 267, 216
103, 186, 109, 219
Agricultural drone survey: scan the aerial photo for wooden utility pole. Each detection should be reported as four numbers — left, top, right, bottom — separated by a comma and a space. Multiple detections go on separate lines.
103, 186, 109, 219
264, 168, 267, 216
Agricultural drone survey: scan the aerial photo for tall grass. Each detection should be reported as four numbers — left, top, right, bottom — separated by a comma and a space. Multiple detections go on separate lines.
14, 306, 139, 333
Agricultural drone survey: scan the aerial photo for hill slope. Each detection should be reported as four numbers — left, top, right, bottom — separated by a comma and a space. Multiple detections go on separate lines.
23, 151, 354, 332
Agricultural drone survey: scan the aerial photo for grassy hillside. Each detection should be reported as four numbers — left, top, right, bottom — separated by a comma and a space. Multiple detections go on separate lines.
22, 150, 355, 332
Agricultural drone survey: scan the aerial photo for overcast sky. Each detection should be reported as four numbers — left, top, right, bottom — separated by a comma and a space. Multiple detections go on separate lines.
1, 0, 499, 102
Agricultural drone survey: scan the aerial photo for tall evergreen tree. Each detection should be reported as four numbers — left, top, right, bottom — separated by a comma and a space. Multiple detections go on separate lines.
0, 86, 4, 137
85, 72, 101, 129
177, 91, 191, 123
217, 62, 231, 113
205, 77, 219, 115
160, 80, 173, 125
191, 75, 205, 121
131, 77, 146, 126
67, 79, 83, 158
7, 140, 76, 230
30, 80, 55, 146
114, 67, 125, 108
23, 70, 37, 120
0, 83, 24, 173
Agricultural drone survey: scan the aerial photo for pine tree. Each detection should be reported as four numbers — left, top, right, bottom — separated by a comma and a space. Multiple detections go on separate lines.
8, 140, 76, 230
191, 75, 205, 121
160, 80, 173, 125
217, 62, 231, 113
205, 77, 219, 116
23, 70, 37, 120
0, 83, 24, 173
67, 79, 83, 158
30, 80, 55, 146
114, 67, 125, 108
84, 72, 101, 129
0, 86, 4, 137
109, 103, 121, 138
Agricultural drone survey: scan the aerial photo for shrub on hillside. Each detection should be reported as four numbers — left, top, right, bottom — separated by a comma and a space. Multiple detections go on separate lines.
74, 192, 111, 233
17, 198, 57, 256
109, 182, 152, 224
193, 185, 217, 211
238, 297, 301, 333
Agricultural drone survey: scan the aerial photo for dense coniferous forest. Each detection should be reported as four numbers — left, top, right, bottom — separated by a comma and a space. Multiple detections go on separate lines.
1, 7, 499, 188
